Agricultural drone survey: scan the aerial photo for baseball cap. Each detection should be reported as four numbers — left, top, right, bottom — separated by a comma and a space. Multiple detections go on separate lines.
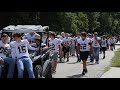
94, 32, 98, 35
34, 35, 41, 40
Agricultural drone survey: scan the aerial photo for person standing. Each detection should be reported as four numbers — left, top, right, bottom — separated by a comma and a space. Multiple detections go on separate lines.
11, 33, 39, 78
0, 34, 15, 78
91, 32, 101, 64
62, 33, 71, 62
101, 35, 108, 59
77, 32, 93, 75
49, 32, 61, 73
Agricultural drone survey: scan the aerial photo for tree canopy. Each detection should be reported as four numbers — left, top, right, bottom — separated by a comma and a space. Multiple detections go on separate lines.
0, 12, 120, 36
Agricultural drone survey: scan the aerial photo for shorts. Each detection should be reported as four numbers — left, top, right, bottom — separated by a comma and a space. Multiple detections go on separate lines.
53, 52, 58, 60
102, 47, 107, 51
62, 46, 70, 53
80, 51, 89, 61
110, 44, 114, 46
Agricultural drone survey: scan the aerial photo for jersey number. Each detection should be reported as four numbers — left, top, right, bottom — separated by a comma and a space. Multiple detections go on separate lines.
102, 41, 106, 45
95, 41, 97, 46
80, 44, 86, 50
18, 46, 26, 53
0, 47, 7, 53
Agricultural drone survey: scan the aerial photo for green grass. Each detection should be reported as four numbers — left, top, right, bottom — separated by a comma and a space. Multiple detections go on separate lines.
104, 65, 110, 73
111, 48, 120, 67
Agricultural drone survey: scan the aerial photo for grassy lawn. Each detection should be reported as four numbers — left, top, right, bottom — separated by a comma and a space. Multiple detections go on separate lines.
104, 65, 110, 73
111, 48, 120, 67
104, 48, 120, 73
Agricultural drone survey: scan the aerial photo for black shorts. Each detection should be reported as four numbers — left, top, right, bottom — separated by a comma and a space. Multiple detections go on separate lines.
110, 44, 114, 46
62, 46, 70, 53
80, 51, 89, 61
100, 47, 102, 51
102, 47, 107, 51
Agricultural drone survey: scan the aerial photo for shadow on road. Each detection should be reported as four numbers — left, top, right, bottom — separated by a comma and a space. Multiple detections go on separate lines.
66, 74, 87, 78
67, 62, 78, 64
87, 63, 95, 66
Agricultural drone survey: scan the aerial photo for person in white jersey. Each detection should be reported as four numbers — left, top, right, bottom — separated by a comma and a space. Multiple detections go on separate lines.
108, 36, 114, 51
11, 33, 39, 78
56, 35, 63, 63
24, 32, 38, 44
77, 32, 93, 75
49, 32, 61, 73
91, 32, 101, 64
70, 34, 76, 56
113, 36, 116, 50
62, 33, 71, 62
101, 35, 108, 59
88, 34, 94, 62
0, 34, 15, 78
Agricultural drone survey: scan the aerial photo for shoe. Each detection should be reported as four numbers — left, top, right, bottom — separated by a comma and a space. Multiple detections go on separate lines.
66, 58, 69, 62
66, 59, 69, 62
95, 61, 99, 64
103, 56, 105, 59
90, 60, 93, 62
82, 69, 88, 75
77, 59, 81, 62
84, 69, 88, 73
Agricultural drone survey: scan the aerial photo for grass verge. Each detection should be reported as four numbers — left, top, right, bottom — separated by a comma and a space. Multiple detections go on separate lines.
104, 48, 120, 73
111, 48, 120, 67
104, 65, 110, 73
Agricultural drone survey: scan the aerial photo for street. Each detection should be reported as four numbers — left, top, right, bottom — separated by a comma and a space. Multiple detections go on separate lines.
54, 46, 119, 78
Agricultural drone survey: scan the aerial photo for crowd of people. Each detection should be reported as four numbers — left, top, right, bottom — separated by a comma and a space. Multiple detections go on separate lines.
0, 31, 118, 78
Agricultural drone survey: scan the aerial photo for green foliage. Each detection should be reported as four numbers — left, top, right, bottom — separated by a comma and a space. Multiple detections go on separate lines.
1, 12, 120, 35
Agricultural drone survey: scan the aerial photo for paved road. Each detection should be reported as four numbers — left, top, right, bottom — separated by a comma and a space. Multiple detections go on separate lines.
53, 45, 120, 78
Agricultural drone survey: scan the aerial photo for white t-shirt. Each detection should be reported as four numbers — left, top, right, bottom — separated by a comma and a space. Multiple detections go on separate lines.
42, 38, 47, 44
10, 39, 37, 59
24, 33, 38, 44
60, 36, 64, 40
77, 38, 91, 52
113, 37, 116, 43
0, 41, 10, 58
92, 37, 101, 47
49, 38, 60, 53
75, 37, 81, 46
70, 37, 76, 45
101, 38, 107, 47
108, 38, 114, 45
62, 37, 71, 47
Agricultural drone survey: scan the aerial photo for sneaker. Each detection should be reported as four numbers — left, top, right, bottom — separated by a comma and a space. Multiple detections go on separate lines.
66, 58, 69, 62
66, 59, 69, 62
84, 69, 88, 73
95, 61, 99, 64
82, 69, 88, 75
77, 59, 81, 62
103, 56, 105, 59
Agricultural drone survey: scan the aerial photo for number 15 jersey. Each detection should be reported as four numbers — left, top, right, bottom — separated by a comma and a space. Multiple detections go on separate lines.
77, 38, 91, 52
10, 39, 37, 59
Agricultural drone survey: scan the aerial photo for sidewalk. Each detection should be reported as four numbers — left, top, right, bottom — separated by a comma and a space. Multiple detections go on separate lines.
101, 67, 120, 78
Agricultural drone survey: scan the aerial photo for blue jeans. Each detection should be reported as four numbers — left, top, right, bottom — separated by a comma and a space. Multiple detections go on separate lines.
0, 58, 15, 78
17, 56, 35, 78
93, 47, 100, 62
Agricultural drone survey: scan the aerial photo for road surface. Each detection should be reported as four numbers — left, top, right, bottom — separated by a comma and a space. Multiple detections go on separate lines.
53, 45, 120, 78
